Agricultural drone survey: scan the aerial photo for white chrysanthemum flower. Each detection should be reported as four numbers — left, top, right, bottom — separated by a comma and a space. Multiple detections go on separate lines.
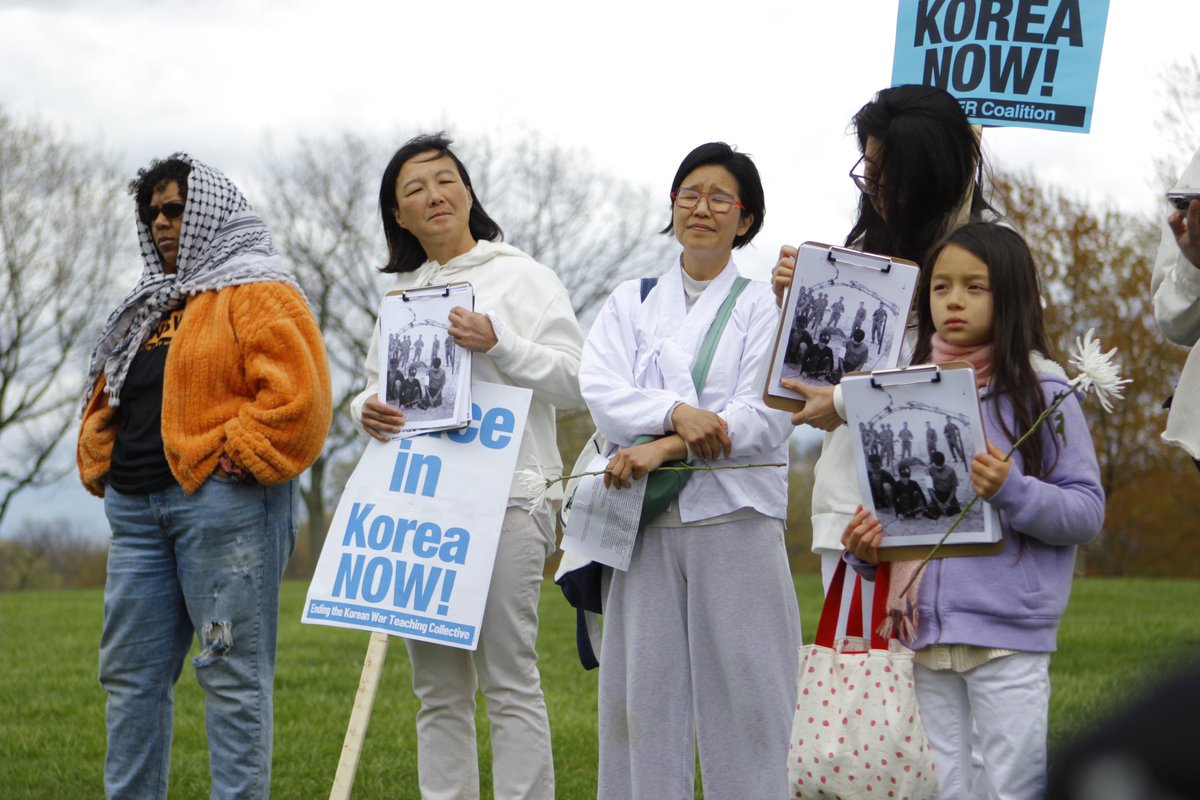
1067, 328, 1131, 413
516, 467, 553, 511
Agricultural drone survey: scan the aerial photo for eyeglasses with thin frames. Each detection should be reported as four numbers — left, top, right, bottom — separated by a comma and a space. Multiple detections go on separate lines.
849, 155, 881, 197
671, 188, 746, 214
140, 201, 185, 227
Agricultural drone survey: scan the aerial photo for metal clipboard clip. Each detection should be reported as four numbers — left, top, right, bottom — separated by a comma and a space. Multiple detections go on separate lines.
399, 285, 453, 301
827, 245, 894, 274
869, 364, 941, 389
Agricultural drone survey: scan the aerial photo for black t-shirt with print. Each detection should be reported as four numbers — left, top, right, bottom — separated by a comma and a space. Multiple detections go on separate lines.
108, 307, 184, 494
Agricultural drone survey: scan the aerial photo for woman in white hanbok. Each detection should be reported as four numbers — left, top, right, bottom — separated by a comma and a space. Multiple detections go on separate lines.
579, 142, 800, 800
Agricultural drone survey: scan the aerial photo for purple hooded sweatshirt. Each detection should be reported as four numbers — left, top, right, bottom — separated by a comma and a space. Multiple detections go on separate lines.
859, 372, 1105, 653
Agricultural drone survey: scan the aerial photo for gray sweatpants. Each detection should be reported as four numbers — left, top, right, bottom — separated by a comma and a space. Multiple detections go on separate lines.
598, 515, 802, 800
405, 505, 556, 800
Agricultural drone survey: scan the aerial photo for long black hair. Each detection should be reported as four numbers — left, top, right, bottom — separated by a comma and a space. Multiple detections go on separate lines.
378, 132, 503, 273
913, 222, 1057, 477
846, 85, 992, 267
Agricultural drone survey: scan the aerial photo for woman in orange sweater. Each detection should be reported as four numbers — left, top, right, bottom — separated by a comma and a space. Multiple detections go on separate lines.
78, 154, 331, 800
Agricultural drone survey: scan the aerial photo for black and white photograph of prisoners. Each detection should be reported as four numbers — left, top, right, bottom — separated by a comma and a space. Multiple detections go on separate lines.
780, 280, 901, 386
856, 406, 985, 540
383, 319, 465, 425
842, 368, 998, 547
772, 245, 917, 392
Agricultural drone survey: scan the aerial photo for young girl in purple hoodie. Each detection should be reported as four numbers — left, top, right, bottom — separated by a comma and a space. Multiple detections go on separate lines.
843, 222, 1105, 800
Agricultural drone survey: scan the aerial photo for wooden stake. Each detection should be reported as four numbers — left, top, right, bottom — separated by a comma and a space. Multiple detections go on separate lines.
329, 632, 391, 800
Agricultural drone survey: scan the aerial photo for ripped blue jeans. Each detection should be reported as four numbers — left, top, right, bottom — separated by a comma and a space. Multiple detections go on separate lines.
100, 477, 297, 800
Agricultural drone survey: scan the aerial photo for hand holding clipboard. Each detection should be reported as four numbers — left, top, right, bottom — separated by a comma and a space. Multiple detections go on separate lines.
763, 242, 919, 414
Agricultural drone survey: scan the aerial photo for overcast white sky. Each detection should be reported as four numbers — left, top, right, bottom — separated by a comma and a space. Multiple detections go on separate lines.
2, 0, 1197, 535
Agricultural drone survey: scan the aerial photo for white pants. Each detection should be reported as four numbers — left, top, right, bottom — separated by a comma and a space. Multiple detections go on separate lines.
819, 548, 876, 638
598, 515, 801, 800
405, 506, 556, 800
915, 653, 1051, 800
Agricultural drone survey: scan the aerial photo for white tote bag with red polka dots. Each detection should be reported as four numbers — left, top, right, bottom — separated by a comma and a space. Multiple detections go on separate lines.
788, 560, 937, 799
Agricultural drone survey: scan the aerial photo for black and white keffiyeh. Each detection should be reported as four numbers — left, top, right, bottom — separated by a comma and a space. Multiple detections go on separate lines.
82, 153, 306, 410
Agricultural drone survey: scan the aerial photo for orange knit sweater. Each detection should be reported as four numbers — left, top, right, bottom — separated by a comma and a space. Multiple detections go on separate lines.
78, 282, 332, 497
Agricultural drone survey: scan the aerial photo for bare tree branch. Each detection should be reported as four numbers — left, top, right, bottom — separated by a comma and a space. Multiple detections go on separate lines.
0, 108, 127, 534
1154, 56, 1200, 190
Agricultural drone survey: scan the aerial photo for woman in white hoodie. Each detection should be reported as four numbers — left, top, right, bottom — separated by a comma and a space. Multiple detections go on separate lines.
351, 133, 585, 800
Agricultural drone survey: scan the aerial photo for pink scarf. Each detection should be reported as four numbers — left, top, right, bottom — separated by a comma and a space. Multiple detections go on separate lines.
930, 333, 994, 389
882, 334, 995, 641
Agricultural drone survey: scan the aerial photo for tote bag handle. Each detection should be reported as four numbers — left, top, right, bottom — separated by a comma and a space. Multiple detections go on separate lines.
815, 559, 892, 651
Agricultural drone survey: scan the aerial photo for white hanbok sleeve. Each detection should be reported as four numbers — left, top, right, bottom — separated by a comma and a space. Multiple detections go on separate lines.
710, 286, 793, 458
580, 285, 695, 446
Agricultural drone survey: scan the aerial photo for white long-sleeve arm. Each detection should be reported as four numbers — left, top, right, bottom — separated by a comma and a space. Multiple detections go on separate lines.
486, 285, 585, 410
1152, 222, 1200, 347
349, 319, 382, 427
579, 287, 694, 446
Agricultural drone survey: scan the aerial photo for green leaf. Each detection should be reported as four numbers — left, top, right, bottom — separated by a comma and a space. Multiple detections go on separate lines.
1054, 411, 1067, 444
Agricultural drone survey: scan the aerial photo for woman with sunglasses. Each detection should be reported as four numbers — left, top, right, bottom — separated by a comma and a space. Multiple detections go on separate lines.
78, 154, 332, 798
772, 84, 994, 594
579, 142, 799, 799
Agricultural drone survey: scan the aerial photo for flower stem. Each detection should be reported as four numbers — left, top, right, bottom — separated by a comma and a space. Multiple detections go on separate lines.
546, 462, 786, 488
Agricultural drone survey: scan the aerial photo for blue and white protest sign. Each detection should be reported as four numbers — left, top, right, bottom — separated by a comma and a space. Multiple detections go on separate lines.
303, 381, 531, 650
892, 0, 1110, 132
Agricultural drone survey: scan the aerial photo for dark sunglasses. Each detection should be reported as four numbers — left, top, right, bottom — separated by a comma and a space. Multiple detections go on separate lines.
140, 201, 185, 226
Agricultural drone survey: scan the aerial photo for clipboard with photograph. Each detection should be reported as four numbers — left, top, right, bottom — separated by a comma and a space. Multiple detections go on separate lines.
840, 362, 1003, 561
763, 241, 919, 413
377, 282, 474, 437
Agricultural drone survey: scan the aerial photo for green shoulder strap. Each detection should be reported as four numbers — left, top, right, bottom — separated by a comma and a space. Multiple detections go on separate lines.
690, 276, 750, 394
627, 275, 752, 533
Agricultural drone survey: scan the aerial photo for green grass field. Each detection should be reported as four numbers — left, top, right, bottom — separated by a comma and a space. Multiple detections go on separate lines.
3, 576, 1199, 798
